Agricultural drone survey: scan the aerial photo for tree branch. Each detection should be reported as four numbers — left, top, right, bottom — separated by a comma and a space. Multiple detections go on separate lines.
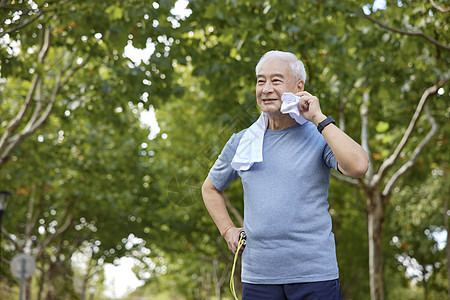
0, 51, 89, 168
24, 77, 44, 132
338, 97, 347, 132
331, 171, 360, 186
22, 53, 87, 135
223, 193, 243, 227
0, 12, 43, 38
23, 73, 62, 133
23, 55, 91, 133
0, 0, 61, 36
360, 90, 374, 180
382, 102, 439, 197
59, 54, 91, 88
373, 79, 448, 185
0, 5, 35, 11
37, 214, 74, 260
213, 237, 233, 264
0, 26, 52, 168
0, 0, 38, 11
0, 73, 61, 167
430, 0, 450, 13
1, 256, 10, 266
0, 75, 39, 154
363, 14, 450, 51
38, 25, 51, 64
25, 183, 38, 238
1, 226, 22, 252
218, 259, 229, 286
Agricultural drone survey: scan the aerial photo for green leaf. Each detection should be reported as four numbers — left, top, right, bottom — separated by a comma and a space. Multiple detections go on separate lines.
105, 5, 124, 20
376, 121, 389, 133
203, 4, 217, 19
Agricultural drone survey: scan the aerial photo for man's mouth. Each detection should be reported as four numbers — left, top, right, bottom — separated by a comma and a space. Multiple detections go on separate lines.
263, 99, 278, 102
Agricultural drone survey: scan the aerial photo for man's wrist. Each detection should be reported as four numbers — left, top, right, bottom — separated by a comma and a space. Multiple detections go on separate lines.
312, 114, 327, 127
221, 226, 234, 238
317, 116, 336, 133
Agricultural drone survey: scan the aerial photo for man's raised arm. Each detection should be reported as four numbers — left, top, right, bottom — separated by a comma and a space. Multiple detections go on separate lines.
297, 91, 369, 178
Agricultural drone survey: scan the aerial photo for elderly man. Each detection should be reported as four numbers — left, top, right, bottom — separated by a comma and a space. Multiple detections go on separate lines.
202, 50, 369, 299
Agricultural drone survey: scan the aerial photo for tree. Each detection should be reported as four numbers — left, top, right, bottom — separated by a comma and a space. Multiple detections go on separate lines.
2, 1, 448, 298
341, 4, 449, 299
151, 0, 449, 299
138, 65, 247, 298
388, 174, 448, 300
0, 0, 178, 169
1, 0, 179, 296
0, 95, 160, 298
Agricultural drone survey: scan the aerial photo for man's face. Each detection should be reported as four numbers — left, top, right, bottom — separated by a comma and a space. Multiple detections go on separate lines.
256, 58, 303, 113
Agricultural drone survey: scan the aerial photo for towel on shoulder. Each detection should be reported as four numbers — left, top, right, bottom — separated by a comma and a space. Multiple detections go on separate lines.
231, 93, 308, 171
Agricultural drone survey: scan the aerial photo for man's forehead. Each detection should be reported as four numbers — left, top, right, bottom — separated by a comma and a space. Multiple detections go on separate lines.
257, 73, 285, 78
257, 58, 292, 77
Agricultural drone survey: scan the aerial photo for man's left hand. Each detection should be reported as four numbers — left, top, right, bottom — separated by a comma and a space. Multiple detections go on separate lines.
295, 91, 327, 126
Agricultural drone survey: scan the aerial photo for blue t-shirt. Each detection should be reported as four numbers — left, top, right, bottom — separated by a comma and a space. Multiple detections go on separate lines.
208, 121, 340, 284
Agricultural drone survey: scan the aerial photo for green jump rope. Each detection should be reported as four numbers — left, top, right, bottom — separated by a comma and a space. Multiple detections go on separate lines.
230, 231, 246, 300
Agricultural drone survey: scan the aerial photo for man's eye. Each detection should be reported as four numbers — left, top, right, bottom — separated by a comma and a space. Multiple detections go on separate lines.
257, 80, 265, 84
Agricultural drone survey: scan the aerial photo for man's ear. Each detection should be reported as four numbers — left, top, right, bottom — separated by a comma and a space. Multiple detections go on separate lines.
296, 80, 304, 92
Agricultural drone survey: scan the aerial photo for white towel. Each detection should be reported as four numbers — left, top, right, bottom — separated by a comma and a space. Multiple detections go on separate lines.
230, 93, 307, 171
231, 112, 268, 171
280, 93, 308, 125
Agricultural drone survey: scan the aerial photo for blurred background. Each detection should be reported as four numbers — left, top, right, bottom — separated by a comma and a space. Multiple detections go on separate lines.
0, 0, 449, 299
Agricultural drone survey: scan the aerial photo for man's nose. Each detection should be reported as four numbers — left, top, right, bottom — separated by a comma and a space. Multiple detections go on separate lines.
262, 82, 274, 93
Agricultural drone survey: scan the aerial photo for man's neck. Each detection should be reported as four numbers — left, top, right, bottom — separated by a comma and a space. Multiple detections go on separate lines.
266, 113, 297, 130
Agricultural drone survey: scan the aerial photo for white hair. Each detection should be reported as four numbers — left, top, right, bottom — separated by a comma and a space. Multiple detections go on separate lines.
255, 50, 307, 83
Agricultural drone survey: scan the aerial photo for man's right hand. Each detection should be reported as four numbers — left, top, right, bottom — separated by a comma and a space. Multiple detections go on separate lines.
223, 226, 245, 255
201, 177, 246, 256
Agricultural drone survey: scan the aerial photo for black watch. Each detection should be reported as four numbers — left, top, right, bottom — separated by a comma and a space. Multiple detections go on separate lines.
317, 116, 335, 134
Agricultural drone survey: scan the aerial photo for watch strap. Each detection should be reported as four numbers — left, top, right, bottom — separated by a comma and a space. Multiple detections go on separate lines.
317, 116, 335, 133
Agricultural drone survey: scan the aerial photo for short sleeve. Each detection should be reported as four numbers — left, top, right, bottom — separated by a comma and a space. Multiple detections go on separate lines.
322, 143, 339, 172
208, 133, 242, 191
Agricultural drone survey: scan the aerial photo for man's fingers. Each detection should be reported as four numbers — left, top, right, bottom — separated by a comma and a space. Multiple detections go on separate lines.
238, 245, 245, 256
229, 240, 241, 254
230, 242, 245, 255
298, 98, 309, 112
225, 227, 245, 254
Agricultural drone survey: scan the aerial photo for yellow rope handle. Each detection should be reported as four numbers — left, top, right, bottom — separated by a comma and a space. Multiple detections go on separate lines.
230, 231, 246, 300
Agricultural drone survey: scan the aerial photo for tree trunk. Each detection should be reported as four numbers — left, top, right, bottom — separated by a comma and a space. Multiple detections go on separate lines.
80, 278, 87, 300
235, 259, 243, 298
45, 264, 56, 300
212, 259, 222, 300
445, 196, 450, 298
25, 277, 32, 300
216, 283, 222, 300
366, 190, 385, 300
37, 274, 44, 300
423, 275, 428, 300
200, 264, 211, 300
